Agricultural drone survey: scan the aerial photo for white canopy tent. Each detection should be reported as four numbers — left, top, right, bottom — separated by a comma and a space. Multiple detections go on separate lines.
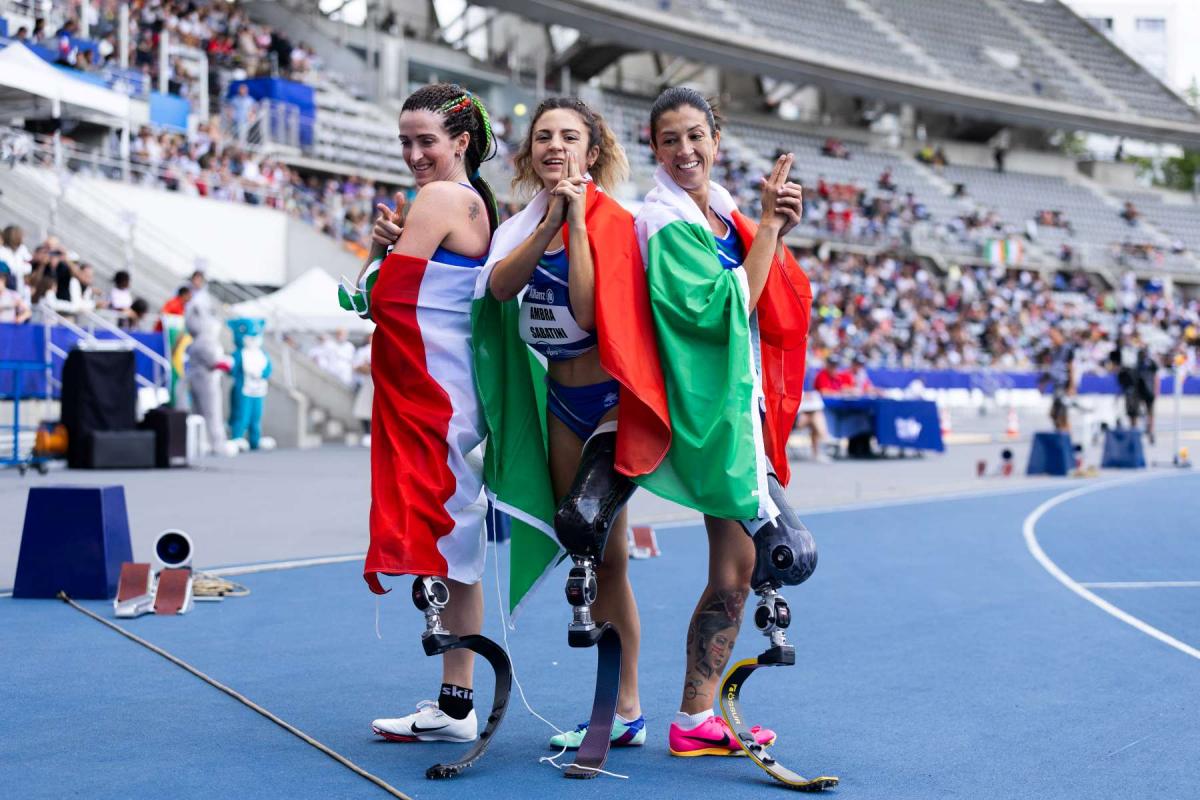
228, 268, 374, 334
0, 42, 135, 122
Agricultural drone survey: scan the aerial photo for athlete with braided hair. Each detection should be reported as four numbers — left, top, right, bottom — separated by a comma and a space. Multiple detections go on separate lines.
353, 83, 504, 746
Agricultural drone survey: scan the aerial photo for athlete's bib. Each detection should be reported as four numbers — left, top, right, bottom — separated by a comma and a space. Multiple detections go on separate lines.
519, 247, 597, 361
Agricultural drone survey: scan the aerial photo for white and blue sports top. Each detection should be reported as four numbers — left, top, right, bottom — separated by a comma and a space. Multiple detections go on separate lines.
713, 215, 745, 268
519, 246, 597, 361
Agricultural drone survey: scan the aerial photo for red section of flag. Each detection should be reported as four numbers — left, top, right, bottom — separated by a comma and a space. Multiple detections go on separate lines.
578, 184, 672, 478
731, 213, 812, 488
365, 254, 455, 593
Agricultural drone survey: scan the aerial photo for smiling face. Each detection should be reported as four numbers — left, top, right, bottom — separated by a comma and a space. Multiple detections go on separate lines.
398, 109, 470, 187
530, 108, 597, 189
651, 106, 720, 192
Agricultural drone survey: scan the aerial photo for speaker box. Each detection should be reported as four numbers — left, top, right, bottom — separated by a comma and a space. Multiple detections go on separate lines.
83, 430, 156, 469
140, 406, 189, 468
61, 349, 137, 468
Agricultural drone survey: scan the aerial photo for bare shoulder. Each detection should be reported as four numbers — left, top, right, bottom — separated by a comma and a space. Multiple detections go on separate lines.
411, 180, 467, 206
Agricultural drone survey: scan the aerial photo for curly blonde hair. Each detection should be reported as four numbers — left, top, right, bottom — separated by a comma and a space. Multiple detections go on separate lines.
511, 97, 629, 197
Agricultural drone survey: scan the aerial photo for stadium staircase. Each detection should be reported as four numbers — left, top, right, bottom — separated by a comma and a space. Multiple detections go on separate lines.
0, 164, 357, 449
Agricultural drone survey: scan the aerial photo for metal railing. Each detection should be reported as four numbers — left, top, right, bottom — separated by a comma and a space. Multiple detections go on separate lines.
37, 304, 172, 393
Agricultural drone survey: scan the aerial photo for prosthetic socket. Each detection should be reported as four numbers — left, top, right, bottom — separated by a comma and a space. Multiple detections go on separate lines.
553, 428, 636, 646
739, 473, 819, 652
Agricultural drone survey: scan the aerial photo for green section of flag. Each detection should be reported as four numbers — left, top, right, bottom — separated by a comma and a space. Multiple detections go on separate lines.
471, 290, 560, 614
634, 218, 761, 519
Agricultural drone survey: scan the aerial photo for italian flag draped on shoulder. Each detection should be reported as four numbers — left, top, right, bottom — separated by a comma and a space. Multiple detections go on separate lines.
473, 181, 669, 616
631, 166, 812, 519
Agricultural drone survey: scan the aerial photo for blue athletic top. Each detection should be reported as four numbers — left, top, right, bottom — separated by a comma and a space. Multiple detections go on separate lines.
519, 246, 597, 361
713, 215, 744, 269
432, 245, 486, 267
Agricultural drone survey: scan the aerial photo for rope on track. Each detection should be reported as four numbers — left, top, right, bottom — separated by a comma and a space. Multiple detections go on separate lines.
56, 591, 415, 800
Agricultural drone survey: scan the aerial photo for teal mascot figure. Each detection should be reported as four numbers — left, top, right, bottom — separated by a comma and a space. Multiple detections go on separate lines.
227, 318, 277, 451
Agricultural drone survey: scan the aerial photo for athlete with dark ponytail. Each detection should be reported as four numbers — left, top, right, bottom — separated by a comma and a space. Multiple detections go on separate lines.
347, 83, 505, 747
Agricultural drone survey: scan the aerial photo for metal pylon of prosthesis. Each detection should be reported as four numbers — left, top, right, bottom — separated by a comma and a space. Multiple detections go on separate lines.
408, 576, 513, 780
565, 555, 601, 646
718, 579, 838, 792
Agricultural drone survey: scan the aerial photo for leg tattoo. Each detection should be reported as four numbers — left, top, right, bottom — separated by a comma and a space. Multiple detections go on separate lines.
684, 590, 747, 704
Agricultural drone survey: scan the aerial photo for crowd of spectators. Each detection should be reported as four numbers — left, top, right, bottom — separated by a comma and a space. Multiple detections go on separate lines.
0, 224, 150, 328
9, 1, 319, 108
801, 249, 1199, 377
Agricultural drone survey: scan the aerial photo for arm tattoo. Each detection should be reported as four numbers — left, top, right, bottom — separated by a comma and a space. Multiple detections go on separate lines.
468, 202, 481, 221
684, 589, 747, 693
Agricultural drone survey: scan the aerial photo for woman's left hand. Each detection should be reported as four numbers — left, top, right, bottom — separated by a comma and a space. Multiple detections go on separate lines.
774, 180, 803, 238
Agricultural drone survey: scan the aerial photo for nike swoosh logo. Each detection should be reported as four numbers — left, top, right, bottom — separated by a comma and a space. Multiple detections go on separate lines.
682, 732, 730, 747
410, 723, 450, 734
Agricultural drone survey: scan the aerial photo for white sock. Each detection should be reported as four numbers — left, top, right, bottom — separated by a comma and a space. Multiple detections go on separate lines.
615, 712, 637, 725
673, 709, 713, 730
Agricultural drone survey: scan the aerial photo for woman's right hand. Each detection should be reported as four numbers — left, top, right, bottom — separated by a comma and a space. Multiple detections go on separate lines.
371, 192, 406, 248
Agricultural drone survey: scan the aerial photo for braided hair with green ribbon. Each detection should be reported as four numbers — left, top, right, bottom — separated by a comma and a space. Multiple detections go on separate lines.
402, 83, 500, 233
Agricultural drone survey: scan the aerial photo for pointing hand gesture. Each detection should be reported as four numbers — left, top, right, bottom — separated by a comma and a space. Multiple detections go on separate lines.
372, 192, 406, 248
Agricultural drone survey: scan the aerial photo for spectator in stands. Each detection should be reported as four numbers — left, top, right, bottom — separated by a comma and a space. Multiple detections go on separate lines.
821, 137, 850, 159
990, 128, 1010, 174
127, 298, 151, 331
160, 285, 192, 320
878, 167, 897, 192
0, 279, 31, 324
0, 225, 32, 292
108, 270, 134, 316
13, 26, 29, 42
933, 146, 948, 171
1120, 200, 1140, 227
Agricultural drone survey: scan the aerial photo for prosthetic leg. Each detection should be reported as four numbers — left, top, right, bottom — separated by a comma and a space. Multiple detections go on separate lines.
411, 576, 512, 780
554, 424, 636, 779
720, 474, 839, 792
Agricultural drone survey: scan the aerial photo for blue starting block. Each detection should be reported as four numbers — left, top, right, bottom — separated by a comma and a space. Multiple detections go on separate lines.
1027, 432, 1075, 477
1102, 428, 1146, 469
13, 486, 133, 599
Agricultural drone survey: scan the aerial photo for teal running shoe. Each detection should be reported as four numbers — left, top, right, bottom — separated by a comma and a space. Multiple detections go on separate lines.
548, 715, 646, 749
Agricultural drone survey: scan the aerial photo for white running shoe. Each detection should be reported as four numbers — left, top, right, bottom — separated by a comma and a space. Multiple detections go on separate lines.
372, 700, 478, 743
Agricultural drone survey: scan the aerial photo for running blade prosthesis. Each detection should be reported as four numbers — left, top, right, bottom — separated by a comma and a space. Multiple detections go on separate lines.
412, 577, 512, 780
719, 586, 838, 792
563, 555, 622, 779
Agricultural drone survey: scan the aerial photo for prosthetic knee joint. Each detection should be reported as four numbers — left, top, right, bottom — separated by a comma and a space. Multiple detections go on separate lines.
554, 426, 636, 647
739, 473, 819, 654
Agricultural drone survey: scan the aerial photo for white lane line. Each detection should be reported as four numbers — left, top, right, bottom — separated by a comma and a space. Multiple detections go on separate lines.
206, 554, 364, 577
1081, 581, 1200, 590
1022, 473, 1200, 662
0, 591, 11, 599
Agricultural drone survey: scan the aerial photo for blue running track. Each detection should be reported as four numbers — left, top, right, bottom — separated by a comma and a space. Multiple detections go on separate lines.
4, 473, 1199, 799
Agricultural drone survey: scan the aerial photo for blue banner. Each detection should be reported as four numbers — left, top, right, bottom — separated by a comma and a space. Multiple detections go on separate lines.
0, 323, 168, 399
823, 397, 945, 452
150, 91, 190, 131
807, 367, 1200, 395
228, 78, 315, 146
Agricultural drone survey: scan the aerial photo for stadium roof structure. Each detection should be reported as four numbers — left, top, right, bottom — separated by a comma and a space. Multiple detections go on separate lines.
480, 0, 1200, 147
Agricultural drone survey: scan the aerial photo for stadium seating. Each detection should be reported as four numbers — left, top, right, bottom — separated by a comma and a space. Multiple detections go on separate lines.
1000, 0, 1196, 123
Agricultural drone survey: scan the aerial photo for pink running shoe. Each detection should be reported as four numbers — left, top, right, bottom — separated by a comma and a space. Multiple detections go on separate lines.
668, 715, 776, 757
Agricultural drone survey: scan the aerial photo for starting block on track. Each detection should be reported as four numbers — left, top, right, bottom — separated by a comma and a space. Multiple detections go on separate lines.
114, 563, 194, 617
628, 525, 660, 559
